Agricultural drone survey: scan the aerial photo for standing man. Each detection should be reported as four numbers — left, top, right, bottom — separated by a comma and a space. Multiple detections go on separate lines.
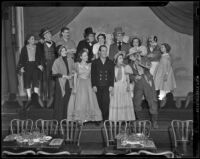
91, 45, 115, 121
56, 27, 76, 60
146, 35, 161, 78
109, 27, 130, 63
38, 28, 58, 108
75, 27, 97, 63
127, 49, 159, 129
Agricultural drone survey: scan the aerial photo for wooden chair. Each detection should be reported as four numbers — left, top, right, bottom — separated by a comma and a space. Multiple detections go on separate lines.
138, 150, 174, 158
126, 120, 152, 137
126, 152, 140, 155
35, 119, 58, 137
103, 120, 127, 155
60, 119, 83, 154
171, 120, 193, 157
2, 150, 36, 156
37, 150, 70, 155
10, 119, 33, 134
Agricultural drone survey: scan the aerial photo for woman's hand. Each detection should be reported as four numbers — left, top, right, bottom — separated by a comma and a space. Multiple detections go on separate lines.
20, 67, 25, 73
109, 87, 114, 96
93, 86, 97, 93
63, 75, 72, 80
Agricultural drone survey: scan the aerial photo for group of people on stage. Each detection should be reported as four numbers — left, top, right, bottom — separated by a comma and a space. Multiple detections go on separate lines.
17, 26, 176, 129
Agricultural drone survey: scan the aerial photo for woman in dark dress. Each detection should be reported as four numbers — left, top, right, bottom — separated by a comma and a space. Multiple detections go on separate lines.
52, 45, 75, 120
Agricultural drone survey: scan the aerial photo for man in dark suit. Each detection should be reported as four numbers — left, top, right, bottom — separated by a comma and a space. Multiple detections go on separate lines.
91, 45, 115, 121
109, 27, 130, 63
75, 27, 97, 63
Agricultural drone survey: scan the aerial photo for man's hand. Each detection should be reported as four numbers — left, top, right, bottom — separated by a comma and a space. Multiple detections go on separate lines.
93, 86, 97, 93
38, 65, 43, 71
63, 75, 72, 80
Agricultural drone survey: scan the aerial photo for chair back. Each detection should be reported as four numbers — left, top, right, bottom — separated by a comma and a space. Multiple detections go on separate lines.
10, 119, 33, 134
60, 119, 83, 146
171, 120, 193, 147
127, 120, 152, 137
138, 150, 174, 158
103, 120, 127, 147
35, 119, 58, 136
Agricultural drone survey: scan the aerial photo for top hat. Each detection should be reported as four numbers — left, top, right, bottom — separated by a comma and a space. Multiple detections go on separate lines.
84, 27, 96, 37
138, 57, 152, 69
39, 28, 50, 38
113, 27, 125, 36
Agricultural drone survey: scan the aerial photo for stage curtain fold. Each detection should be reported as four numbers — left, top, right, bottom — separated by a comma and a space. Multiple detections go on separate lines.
23, 7, 83, 37
150, 2, 193, 35
2, 7, 18, 99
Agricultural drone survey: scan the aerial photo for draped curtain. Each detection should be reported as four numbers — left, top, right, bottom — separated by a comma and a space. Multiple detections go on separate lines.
150, 2, 193, 36
23, 7, 83, 38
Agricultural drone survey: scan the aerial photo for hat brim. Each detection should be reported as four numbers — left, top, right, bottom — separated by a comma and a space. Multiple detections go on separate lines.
42, 30, 50, 36
113, 32, 125, 36
126, 51, 141, 57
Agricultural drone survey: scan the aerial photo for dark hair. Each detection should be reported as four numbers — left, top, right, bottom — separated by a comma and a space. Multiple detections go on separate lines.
114, 53, 124, 65
97, 33, 106, 42
77, 48, 89, 62
161, 43, 171, 53
99, 45, 107, 52
147, 35, 158, 48
59, 27, 70, 38
131, 37, 142, 47
24, 34, 35, 46
57, 45, 67, 56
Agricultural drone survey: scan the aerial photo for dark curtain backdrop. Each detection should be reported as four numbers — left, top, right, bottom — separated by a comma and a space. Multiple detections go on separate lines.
150, 2, 193, 36
23, 7, 83, 38
2, 7, 18, 97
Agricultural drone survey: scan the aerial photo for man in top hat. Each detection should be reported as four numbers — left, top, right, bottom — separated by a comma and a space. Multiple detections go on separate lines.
37, 27, 58, 108
127, 48, 159, 129
75, 27, 97, 63
109, 27, 131, 63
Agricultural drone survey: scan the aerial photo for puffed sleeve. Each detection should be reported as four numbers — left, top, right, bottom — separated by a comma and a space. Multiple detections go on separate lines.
124, 65, 133, 74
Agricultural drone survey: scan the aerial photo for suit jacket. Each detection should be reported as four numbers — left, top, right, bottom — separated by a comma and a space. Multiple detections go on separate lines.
75, 39, 96, 63
17, 45, 42, 73
91, 57, 114, 88
109, 42, 131, 61
147, 44, 162, 62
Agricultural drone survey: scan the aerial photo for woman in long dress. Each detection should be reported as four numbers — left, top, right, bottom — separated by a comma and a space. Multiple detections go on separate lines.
109, 52, 136, 121
67, 48, 102, 122
52, 45, 74, 120
154, 43, 176, 107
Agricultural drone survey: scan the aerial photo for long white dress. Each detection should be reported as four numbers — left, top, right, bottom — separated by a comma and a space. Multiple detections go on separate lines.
109, 65, 136, 121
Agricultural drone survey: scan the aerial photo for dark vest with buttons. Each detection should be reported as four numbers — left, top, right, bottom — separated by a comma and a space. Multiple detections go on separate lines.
44, 42, 56, 62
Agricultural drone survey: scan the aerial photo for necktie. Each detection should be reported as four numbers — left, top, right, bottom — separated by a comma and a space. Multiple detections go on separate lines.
118, 42, 122, 51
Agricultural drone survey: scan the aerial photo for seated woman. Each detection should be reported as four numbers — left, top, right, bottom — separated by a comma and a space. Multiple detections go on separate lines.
17, 34, 43, 107
52, 45, 75, 121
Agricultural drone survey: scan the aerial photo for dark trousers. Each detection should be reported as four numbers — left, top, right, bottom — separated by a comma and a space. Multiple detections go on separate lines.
40, 61, 55, 100
96, 86, 110, 121
23, 62, 39, 89
133, 78, 158, 115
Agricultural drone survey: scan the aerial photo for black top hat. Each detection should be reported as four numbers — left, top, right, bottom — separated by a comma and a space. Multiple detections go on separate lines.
84, 27, 95, 37
39, 27, 50, 38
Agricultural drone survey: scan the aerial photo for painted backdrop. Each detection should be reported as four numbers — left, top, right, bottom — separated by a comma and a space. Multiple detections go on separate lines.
53, 7, 193, 97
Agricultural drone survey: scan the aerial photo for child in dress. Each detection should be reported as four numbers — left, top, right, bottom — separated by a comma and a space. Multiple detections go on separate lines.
67, 48, 102, 122
154, 43, 176, 107
109, 52, 136, 121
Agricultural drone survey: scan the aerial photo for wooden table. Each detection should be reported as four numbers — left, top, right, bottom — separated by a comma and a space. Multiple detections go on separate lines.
117, 138, 157, 153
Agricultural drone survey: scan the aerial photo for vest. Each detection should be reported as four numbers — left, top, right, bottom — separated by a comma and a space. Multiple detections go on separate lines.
44, 42, 56, 61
